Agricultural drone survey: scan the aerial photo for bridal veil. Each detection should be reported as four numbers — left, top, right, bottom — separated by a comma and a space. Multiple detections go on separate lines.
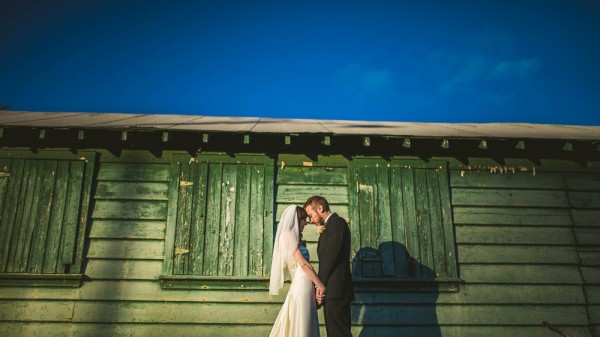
269, 205, 300, 295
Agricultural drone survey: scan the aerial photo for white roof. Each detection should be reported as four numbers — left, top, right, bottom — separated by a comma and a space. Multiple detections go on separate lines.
0, 111, 598, 140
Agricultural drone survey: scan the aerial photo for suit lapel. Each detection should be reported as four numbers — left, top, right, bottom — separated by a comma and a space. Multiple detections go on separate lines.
317, 213, 336, 256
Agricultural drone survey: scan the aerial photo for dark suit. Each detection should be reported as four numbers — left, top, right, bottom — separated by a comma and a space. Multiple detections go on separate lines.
317, 213, 354, 337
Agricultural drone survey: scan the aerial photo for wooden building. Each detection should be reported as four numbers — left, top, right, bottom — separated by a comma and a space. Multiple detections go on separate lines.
0, 110, 598, 337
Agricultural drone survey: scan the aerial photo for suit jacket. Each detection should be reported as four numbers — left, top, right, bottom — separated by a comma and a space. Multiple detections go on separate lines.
317, 213, 355, 300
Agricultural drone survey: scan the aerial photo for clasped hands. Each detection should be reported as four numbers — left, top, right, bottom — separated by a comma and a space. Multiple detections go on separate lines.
315, 286, 326, 305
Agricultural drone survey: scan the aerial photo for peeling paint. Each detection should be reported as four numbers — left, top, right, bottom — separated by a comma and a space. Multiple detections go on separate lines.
180, 180, 193, 187
359, 183, 373, 192
225, 196, 232, 228
174, 248, 189, 255
460, 165, 539, 176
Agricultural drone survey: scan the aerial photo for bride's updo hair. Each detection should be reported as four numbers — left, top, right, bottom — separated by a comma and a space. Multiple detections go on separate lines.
296, 206, 308, 223
296, 206, 308, 245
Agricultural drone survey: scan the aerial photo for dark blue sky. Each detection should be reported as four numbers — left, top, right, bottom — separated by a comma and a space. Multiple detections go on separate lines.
1, 0, 599, 125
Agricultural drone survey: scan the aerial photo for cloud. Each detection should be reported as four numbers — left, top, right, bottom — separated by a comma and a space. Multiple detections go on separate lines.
438, 54, 488, 93
425, 31, 541, 95
488, 58, 541, 80
338, 64, 392, 96
431, 52, 541, 94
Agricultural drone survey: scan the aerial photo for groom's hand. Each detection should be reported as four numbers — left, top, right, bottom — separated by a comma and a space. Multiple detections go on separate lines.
316, 287, 326, 304
314, 288, 322, 308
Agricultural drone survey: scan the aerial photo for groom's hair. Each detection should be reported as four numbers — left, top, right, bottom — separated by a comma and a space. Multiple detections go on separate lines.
304, 195, 330, 212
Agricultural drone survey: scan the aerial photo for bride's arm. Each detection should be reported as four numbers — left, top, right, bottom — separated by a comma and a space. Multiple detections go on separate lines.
293, 247, 326, 292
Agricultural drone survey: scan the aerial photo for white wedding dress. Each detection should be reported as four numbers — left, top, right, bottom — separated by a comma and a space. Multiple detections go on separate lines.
269, 206, 320, 337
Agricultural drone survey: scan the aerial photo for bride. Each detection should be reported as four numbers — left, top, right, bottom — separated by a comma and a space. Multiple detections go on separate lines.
269, 205, 326, 337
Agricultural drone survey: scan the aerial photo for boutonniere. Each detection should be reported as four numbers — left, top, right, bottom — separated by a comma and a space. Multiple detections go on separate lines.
315, 224, 326, 235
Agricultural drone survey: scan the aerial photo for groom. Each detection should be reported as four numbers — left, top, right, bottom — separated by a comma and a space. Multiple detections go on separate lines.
304, 195, 354, 337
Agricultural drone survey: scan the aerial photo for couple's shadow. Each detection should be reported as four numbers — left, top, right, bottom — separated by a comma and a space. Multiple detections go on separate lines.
351, 242, 441, 337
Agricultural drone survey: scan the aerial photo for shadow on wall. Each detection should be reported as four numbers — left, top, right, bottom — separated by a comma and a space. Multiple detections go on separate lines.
352, 242, 441, 337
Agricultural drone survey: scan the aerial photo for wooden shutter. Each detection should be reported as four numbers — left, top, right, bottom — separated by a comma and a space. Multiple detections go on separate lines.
349, 160, 457, 279
0, 153, 95, 275
166, 154, 274, 277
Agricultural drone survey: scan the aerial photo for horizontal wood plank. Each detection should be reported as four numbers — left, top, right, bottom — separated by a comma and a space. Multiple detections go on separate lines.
582, 266, 600, 284
452, 188, 569, 208
89, 220, 165, 240
450, 171, 565, 189
0, 281, 586, 305
276, 204, 349, 223
0, 322, 277, 337
0, 279, 584, 306
565, 175, 600, 191
276, 185, 348, 204
0, 323, 593, 337
587, 285, 600, 304
457, 284, 587, 304
571, 209, 600, 226
84, 260, 162, 280
0, 280, 285, 303
452, 207, 572, 226
301, 224, 330, 242
460, 264, 583, 284
455, 226, 575, 245
63, 302, 591, 325
305, 242, 318, 262
94, 181, 169, 201
0, 301, 74, 321
369, 326, 593, 337
574, 227, 600, 245
277, 154, 348, 167
355, 304, 589, 325
96, 163, 170, 181
71, 301, 280, 323
580, 251, 600, 266
276, 166, 348, 185
87, 239, 164, 260
366, 284, 585, 305
93, 200, 167, 220
458, 245, 579, 264
590, 304, 600, 325
568, 191, 600, 209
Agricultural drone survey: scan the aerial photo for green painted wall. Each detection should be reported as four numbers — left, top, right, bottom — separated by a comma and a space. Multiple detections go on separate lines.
0, 150, 598, 337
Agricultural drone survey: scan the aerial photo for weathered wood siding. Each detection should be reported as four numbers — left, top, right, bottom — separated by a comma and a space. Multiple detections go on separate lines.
1, 152, 599, 337
449, 169, 598, 337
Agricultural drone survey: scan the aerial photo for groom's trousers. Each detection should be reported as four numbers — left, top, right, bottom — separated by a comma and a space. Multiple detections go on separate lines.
324, 298, 352, 337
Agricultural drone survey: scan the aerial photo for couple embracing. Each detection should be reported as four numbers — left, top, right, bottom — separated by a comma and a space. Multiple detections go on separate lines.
269, 195, 355, 337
